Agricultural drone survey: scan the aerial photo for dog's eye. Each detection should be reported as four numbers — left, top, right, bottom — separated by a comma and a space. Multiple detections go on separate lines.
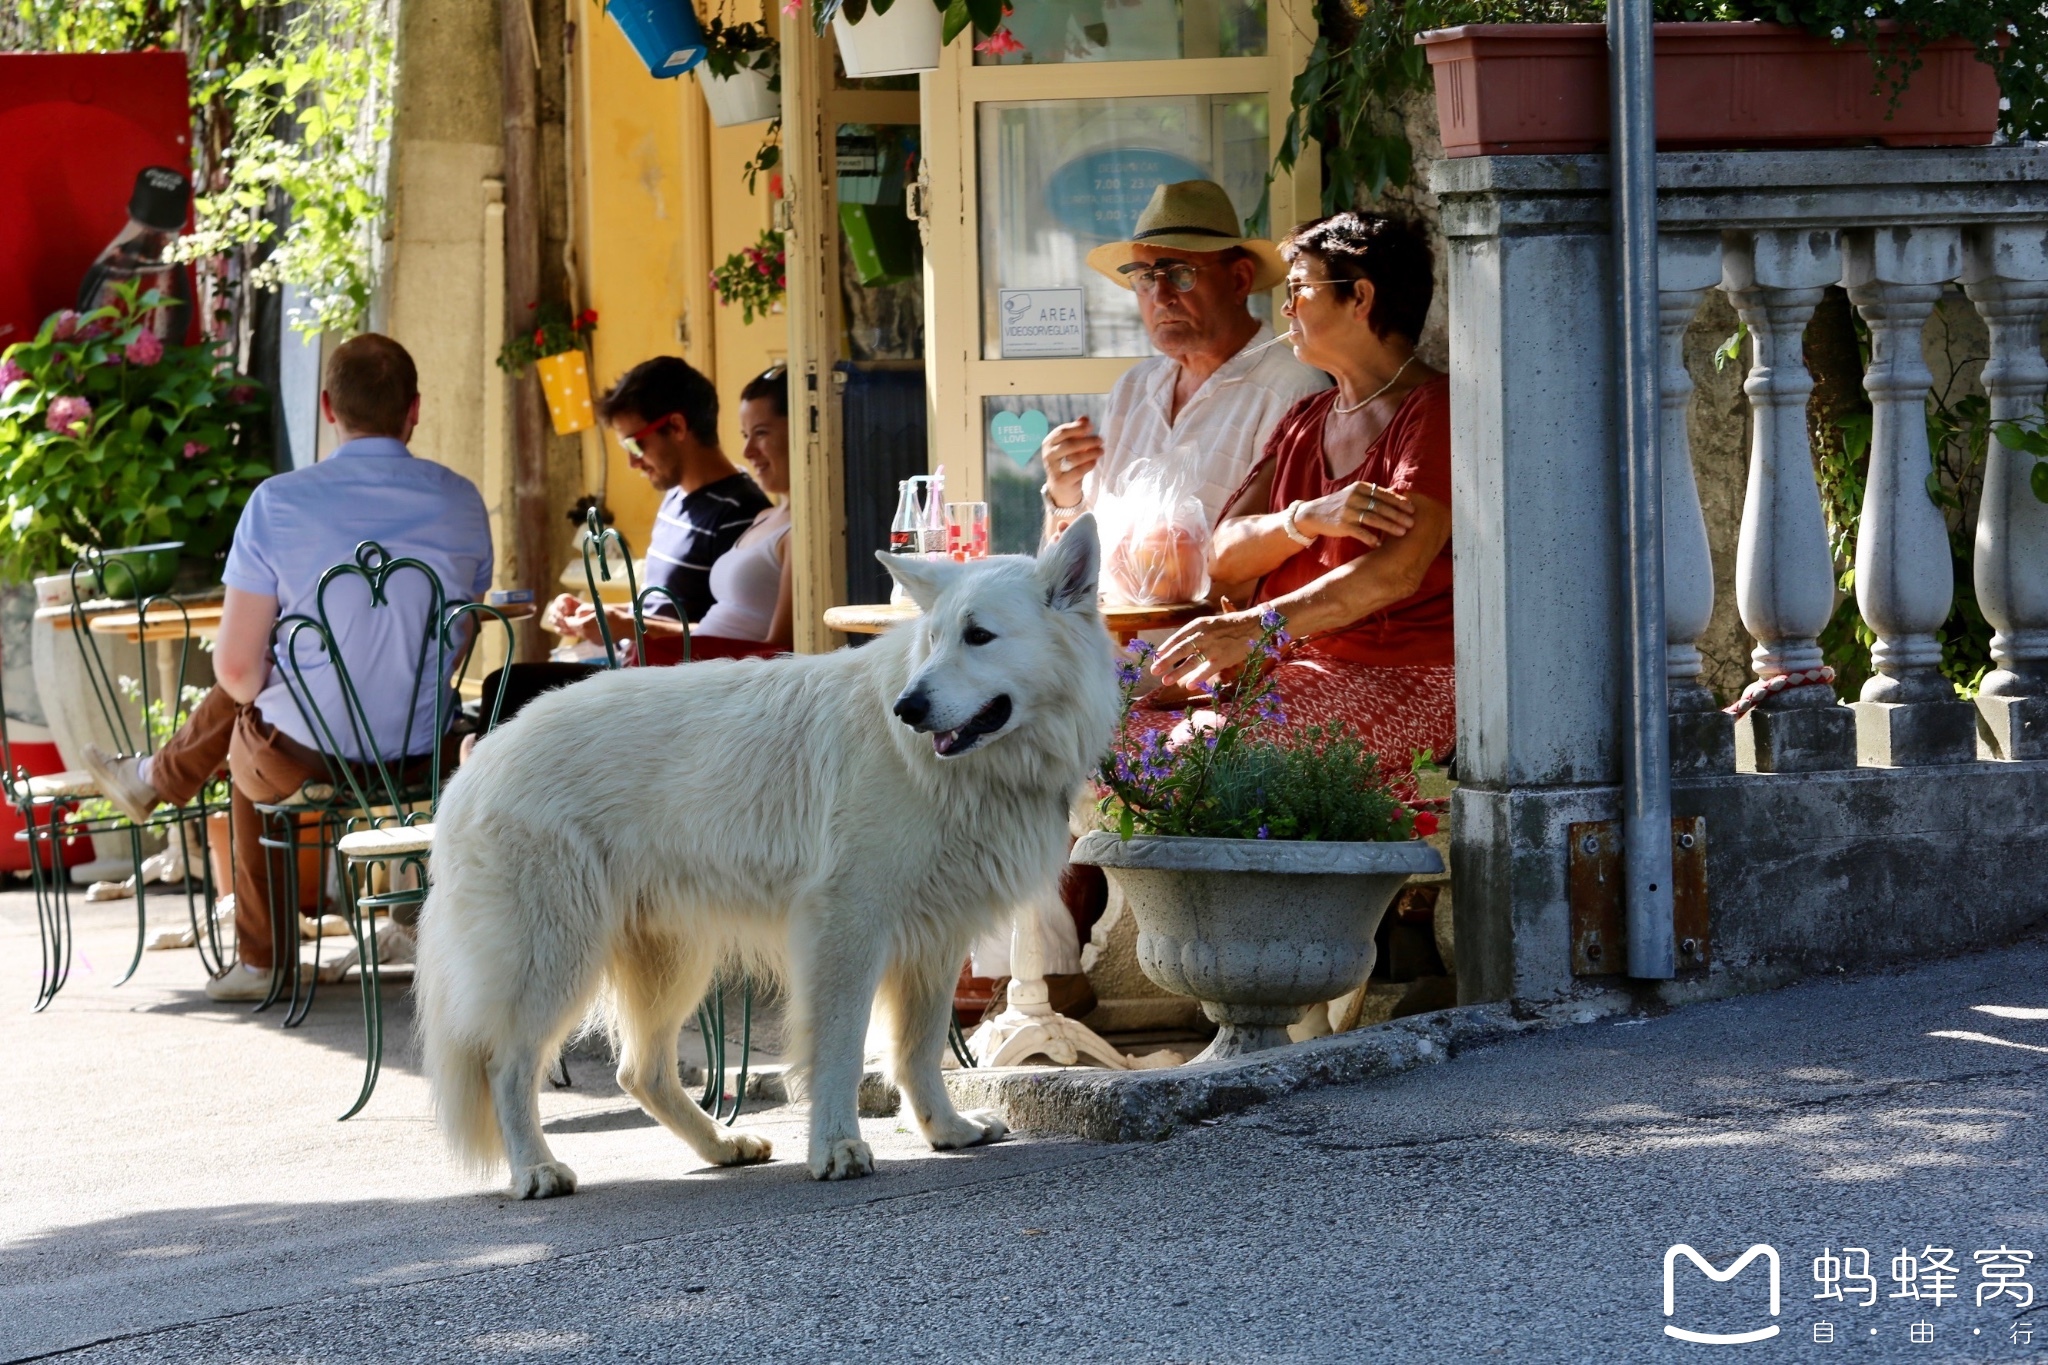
963, 625, 996, 646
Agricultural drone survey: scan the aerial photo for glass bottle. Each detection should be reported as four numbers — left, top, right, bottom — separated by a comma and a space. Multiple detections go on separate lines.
76, 166, 194, 342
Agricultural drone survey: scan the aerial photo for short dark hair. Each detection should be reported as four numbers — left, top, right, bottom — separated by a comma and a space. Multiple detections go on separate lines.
1280, 213, 1433, 344
738, 364, 788, 419
324, 333, 418, 436
597, 355, 719, 445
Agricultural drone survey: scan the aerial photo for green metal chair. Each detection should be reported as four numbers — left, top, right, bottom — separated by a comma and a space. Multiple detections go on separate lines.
260, 541, 514, 1118
576, 507, 771, 1118
5, 552, 230, 1010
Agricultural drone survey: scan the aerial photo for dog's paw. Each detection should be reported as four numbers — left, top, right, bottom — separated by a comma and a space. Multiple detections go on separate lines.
510, 1160, 579, 1200
926, 1108, 1009, 1151
715, 1130, 773, 1166
809, 1137, 874, 1181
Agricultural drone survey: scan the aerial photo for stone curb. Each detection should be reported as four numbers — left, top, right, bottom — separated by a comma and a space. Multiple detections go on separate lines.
941, 1001, 1573, 1143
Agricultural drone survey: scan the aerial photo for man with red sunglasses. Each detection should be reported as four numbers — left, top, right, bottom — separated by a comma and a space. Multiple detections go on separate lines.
541, 356, 769, 647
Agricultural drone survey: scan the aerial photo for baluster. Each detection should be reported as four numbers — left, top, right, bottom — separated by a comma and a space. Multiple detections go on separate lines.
1964, 225, 2048, 760
1660, 233, 1734, 772
1841, 226, 1978, 766
1720, 229, 1858, 772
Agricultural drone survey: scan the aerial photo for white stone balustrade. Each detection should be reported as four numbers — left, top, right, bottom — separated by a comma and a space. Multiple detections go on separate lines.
1660, 233, 1736, 771
1964, 226, 2048, 761
1841, 227, 1980, 764
1721, 229, 1859, 772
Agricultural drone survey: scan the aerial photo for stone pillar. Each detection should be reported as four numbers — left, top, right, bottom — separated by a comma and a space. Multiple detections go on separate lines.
1841, 227, 1977, 765
1963, 225, 2048, 760
1721, 230, 1858, 772
1660, 233, 1734, 772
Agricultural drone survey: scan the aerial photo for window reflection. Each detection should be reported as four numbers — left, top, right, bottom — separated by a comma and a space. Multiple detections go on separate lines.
973, 0, 1266, 65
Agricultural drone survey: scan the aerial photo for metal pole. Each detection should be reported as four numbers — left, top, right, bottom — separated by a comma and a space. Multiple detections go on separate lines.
1610, 0, 1675, 978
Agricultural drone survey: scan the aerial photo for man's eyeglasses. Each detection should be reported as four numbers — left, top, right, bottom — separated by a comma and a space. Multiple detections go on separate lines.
1284, 277, 1352, 301
1119, 261, 1203, 296
618, 415, 669, 458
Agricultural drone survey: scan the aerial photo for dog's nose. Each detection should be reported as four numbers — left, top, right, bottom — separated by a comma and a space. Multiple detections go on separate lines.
893, 691, 929, 727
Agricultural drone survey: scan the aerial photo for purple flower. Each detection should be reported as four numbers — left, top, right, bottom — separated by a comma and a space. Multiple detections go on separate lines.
124, 330, 164, 367
1115, 660, 1142, 686
1256, 825, 1270, 839
1259, 606, 1284, 630
44, 395, 92, 435
50, 311, 81, 341
182, 440, 209, 461
1129, 640, 1156, 660
0, 358, 24, 392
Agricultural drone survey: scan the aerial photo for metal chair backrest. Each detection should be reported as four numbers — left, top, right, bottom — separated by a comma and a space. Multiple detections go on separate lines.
65, 550, 199, 759
578, 504, 692, 668
270, 541, 513, 823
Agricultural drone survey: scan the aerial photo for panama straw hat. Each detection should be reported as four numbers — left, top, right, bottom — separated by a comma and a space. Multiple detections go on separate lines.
1085, 179, 1287, 292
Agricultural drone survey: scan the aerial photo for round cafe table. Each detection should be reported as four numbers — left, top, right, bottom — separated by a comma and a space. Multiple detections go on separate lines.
822, 599, 1206, 643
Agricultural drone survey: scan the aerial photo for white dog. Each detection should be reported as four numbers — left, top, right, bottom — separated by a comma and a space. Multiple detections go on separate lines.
414, 516, 1117, 1198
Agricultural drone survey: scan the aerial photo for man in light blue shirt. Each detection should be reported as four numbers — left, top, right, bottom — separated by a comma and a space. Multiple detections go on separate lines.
83, 334, 492, 1001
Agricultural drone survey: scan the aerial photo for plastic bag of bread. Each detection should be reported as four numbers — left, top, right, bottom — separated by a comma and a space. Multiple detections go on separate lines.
1093, 452, 1211, 606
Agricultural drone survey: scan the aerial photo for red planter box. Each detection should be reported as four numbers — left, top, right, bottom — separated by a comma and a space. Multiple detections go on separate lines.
1418, 22, 2000, 157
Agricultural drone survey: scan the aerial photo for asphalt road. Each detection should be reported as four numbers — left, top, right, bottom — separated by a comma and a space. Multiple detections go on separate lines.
7, 890, 2048, 1363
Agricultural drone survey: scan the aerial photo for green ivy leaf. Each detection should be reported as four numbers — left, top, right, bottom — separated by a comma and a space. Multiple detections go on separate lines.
2032, 460, 2048, 506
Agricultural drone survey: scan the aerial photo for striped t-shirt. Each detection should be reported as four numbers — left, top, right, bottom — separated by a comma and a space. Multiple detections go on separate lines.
645, 472, 771, 621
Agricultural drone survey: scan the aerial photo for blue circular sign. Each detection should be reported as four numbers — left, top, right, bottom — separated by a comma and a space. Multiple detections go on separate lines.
1044, 148, 1211, 245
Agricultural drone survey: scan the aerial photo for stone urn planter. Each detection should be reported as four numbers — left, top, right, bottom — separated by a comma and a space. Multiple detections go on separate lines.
1071, 831, 1445, 1062
1418, 22, 2000, 158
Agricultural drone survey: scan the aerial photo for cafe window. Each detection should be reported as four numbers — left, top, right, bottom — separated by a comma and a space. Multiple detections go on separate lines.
919, 0, 1316, 519
977, 94, 1269, 360
973, 0, 1266, 65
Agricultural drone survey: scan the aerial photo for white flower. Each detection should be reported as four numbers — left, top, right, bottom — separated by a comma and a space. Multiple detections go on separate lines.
1864, 5, 1875, 13
1831, 24, 1846, 37
2002, 97, 2013, 110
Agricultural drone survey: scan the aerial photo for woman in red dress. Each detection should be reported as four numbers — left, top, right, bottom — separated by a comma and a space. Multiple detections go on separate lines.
1150, 213, 1454, 786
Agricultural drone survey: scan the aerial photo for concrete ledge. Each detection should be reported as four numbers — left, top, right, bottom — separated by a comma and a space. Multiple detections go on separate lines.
941, 1003, 1550, 1143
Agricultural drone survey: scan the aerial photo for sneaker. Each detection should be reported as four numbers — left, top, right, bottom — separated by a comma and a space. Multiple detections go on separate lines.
80, 744, 160, 826
203, 962, 275, 1002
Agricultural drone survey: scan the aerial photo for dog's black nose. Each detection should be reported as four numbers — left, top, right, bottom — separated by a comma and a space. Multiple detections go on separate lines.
893, 691, 929, 727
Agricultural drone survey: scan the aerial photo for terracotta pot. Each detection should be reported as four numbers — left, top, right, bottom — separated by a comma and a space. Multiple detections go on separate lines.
1418, 22, 1999, 158
207, 810, 327, 913
534, 350, 595, 436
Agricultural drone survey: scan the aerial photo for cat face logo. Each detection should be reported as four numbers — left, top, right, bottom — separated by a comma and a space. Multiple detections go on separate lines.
1664, 1244, 1782, 1344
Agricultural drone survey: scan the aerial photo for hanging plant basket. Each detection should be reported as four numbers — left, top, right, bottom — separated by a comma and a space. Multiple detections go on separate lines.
604, 0, 708, 79
1417, 22, 2000, 157
832, 0, 944, 79
535, 351, 596, 436
699, 64, 780, 126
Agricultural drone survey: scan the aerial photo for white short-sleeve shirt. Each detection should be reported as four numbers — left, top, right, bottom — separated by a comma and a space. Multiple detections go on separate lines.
1083, 323, 1332, 525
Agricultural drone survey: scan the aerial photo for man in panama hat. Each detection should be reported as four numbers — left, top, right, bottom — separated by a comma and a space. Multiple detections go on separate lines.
1040, 178, 1328, 537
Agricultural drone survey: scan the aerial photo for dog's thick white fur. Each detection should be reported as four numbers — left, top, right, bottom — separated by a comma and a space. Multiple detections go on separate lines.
414, 516, 1117, 1198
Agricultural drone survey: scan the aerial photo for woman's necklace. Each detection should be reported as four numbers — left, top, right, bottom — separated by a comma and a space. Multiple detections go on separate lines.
1330, 354, 1417, 416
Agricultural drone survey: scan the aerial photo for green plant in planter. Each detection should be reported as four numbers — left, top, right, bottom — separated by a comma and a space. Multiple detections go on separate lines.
1280, 0, 2045, 214
711, 230, 789, 324
1096, 612, 1427, 843
495, 304, 598, 375
0, 284, 271, 584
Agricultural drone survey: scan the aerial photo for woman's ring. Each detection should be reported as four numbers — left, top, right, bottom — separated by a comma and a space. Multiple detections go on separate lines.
1366, 494, 1378, 514
1057, 456, 1071, 473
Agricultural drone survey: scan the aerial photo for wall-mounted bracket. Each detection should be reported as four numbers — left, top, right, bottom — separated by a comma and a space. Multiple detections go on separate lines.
1569, 816, 1709, 977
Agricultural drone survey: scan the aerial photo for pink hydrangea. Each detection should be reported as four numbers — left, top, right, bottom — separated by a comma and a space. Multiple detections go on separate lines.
45, 395, 92, 435
124, 331, 164, 367
50, 311, 81, 341
182, 440, 210, 461
0, 358, 24, 392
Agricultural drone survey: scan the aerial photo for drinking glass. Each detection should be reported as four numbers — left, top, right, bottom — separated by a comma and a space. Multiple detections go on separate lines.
945, 501, 990, 561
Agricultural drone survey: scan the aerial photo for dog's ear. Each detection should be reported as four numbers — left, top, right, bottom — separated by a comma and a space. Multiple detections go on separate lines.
877, 548, 954, 611
1037, 512, 1100, 613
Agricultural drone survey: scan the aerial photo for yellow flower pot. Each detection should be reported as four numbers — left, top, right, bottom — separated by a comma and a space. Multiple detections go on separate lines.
536, 350, 595, 436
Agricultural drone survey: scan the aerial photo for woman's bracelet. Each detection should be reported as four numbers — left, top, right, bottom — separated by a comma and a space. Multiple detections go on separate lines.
1280, 500, 1315, 547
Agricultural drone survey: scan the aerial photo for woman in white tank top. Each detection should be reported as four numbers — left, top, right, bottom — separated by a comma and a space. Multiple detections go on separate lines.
696, 367, 793, 648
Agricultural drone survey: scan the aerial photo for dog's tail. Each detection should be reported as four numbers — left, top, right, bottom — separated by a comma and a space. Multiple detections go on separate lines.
413, 885, 507, 1173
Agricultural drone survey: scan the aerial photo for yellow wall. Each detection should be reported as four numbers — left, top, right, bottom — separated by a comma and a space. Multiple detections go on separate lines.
574, 0, 787, 561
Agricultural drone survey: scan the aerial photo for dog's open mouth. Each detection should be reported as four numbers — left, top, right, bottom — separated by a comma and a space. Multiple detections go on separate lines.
932, 694, 1012, 757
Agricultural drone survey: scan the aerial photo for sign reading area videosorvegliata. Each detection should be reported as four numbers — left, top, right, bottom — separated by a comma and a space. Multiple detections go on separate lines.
997, 289, 1087, 359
